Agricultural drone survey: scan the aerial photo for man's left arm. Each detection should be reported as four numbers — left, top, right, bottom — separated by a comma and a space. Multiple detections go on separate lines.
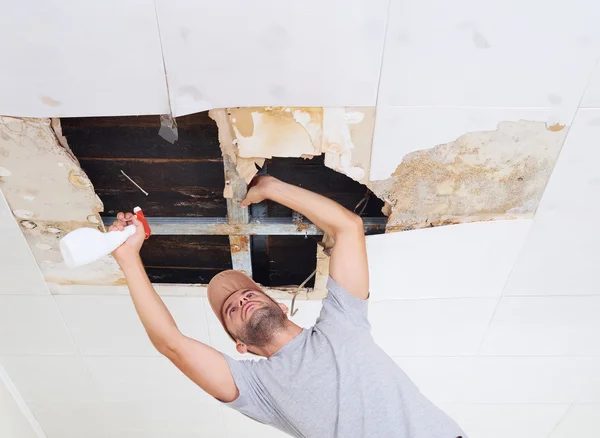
241, 176, 369, 300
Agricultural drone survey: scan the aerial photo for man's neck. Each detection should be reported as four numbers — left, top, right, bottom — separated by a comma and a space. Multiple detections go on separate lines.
256, 321, 303, 358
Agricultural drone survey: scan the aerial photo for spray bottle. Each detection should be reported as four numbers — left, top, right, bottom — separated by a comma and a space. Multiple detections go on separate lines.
60, 206, 151, 268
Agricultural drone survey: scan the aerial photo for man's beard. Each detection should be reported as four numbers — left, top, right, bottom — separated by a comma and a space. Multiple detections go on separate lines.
238, 303, 287, 348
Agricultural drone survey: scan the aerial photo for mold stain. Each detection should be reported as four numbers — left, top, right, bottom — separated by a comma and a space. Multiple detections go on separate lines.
369, 120, 568, 232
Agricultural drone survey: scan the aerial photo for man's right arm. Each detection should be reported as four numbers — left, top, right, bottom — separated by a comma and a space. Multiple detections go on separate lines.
112, 213, 239, 403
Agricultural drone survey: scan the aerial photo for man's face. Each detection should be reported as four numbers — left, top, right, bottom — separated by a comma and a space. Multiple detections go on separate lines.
222, 289, 288, 354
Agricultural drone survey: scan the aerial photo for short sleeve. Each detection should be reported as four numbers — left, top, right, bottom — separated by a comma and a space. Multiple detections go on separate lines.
317, 276, 370, 329
221, 355, 273, 424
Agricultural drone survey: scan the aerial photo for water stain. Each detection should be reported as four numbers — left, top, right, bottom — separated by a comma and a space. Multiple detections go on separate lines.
547, 123, 565, 132
68, 169, 92, 189
40, 95, 62, 107
472, 32, 491, 49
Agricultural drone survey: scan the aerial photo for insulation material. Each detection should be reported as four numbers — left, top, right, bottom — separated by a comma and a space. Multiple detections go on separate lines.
0, 116, 124, 286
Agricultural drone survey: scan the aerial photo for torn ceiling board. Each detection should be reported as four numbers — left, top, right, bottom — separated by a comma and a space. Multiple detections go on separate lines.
373, 120, 568, 231
366, 219, 532, 300
0, 0, 169, 117
216, 107, 567, 232
378, 0, 600, 112
154, 0, 389, 116
0, 116, 124, 286
224, 107, 374, 185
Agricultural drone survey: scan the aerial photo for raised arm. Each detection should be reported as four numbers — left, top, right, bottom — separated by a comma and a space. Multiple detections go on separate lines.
110, 213, 239, 402
241, 176, 369, 300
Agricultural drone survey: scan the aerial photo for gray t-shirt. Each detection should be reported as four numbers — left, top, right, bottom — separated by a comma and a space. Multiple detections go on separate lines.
223, 277, 466, 438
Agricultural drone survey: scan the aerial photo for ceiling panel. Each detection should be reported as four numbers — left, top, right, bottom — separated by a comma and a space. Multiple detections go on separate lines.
155, 0, 389, 115
366, 220, 532, 300
0, 0, 169, 117
379, 0, 600, 112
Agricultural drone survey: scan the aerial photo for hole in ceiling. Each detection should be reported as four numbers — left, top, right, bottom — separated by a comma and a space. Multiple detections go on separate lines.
61, 112, 385, 287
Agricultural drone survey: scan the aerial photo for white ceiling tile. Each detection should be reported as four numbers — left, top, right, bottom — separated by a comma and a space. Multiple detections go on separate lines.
28, 402, 112, 438
581, 61, 600, 108
366, 220, 532, 300
534, 109, 600, 219
466, 356, 599, 404
396, 356, 600, 405
577, 365, 600, 402
379, 0, 600, 110
104, 400, 225, 437
504, 109, 600, 296
549, 404, 600, 438
441, 403, 570, 438
224, 407, 289, 438
480, 296, 600, 355
369, 297, 498, 356
155, 0, 388, 115
0, 296, 75, 355
0, 0, 169, 117
504, 216, 600, 296
393, 357, 476, 403
0, 190, 48, 295
370, 107, 552, 180
0, 372, 38, 438
54, 295, 208, 356
83, 356, 215, 405
0, 356, 99, 403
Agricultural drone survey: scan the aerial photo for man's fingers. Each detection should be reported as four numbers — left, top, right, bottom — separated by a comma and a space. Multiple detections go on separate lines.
124, 212, 134, 221
117, 212, 127, 222
240, 198, 249, 208
110, 220, 124, 231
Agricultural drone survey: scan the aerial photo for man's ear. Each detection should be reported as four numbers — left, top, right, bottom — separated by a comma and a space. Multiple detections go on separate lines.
279, 302, 289, 315
236, 341, 248, 355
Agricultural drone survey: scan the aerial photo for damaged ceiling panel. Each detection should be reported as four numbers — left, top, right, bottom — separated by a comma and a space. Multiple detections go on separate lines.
215, 107, 569, 232
0, 116, 123, 286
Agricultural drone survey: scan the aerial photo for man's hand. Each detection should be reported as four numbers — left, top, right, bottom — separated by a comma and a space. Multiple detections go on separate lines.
240, 175, 276, 208
109, 211, 146, 263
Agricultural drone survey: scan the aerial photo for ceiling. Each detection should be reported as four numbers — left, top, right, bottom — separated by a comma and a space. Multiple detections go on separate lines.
1, 0, 600, 437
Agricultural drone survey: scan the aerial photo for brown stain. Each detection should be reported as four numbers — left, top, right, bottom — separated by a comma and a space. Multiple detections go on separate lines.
369, 121, 567, 232
68, 169, 91, 189
547, 123, 565, 132
230, 235, 250, 253
40, 95, 61, 107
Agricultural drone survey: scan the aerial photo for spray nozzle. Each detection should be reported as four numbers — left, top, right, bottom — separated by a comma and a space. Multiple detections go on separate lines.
133, 206, 151, 239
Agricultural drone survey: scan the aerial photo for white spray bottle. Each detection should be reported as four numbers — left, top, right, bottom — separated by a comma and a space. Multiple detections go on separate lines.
60, 206, 151, 268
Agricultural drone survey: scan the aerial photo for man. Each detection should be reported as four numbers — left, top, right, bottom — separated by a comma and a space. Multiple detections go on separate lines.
111, 175, 465, 438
